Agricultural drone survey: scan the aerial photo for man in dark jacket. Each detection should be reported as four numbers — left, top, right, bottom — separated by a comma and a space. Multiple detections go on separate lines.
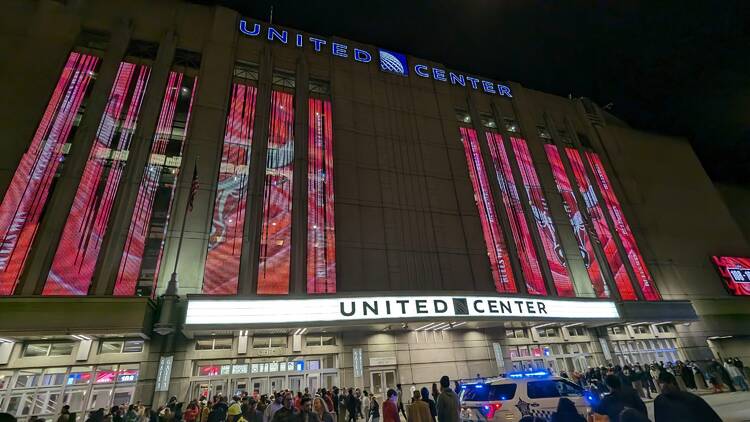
271, 393, 299, 422
593, 375, 648, 421
654, 372, 720, 422
436, 376, 460, 422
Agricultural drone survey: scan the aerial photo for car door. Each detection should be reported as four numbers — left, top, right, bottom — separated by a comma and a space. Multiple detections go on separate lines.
525, 379, 586, 420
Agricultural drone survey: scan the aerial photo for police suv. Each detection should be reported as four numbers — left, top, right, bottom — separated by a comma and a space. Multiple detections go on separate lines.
458, 371, 596, 421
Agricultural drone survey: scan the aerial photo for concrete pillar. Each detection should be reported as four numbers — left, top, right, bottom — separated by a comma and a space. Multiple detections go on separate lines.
240, 46, 273, 295
155, 8, 238, 295
92, 31, 178, 295
18, 18, 133, 295
290, 56, 309, 295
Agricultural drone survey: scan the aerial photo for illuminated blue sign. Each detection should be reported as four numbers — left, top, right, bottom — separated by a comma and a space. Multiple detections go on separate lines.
379, 50, 408, 76
238, 19, 512, 98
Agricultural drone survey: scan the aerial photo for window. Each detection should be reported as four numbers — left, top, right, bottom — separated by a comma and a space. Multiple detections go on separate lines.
252, 336, 288, 349
455, 109, 471, 124
607, 326, 625, 335
527, 379, 583, 399
506, 329, 527, 338
305, 335, 336, 347
537, 125, 552, 140
195, 337, 233, 351
656, 324, 672, 333
234, 61, 259, 81
41, 368, 67, 386
480, 113, 497, 129
567, 327, 586, 337
459, 384, 517, 401
504, 118, 519, 133
309, 79, 330, 95
632, 325, 650, 335
272, 70, 295, 89
100, 339, 144, 354
23, 342, 74, 357
537, 327, 558, 338
14, 370, 42, 388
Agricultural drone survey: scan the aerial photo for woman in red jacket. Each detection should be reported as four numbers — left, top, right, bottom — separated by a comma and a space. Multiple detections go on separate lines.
382, 390, 399, 422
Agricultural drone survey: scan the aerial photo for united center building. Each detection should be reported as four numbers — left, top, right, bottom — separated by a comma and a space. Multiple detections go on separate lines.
1, 0, 749, 418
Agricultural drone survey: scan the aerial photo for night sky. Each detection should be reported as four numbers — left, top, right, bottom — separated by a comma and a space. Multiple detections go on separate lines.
200, 0, 749, 185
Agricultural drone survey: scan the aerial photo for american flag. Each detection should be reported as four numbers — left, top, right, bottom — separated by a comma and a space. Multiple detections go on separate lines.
188, 163, 199, 212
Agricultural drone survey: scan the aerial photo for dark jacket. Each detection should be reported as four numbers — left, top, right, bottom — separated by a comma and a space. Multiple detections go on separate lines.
271, 408, 299, 422
594, 389, 648, 422
654, 390, 721, 422
436, 389, 460, 422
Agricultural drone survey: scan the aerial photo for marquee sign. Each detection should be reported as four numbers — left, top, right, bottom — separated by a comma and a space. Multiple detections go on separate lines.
238, 19, 512, 98
712, 256, 750, 296
185, 295, 619, 326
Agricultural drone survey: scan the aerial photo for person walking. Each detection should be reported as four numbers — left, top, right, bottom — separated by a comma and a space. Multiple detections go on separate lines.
649, 364, 662, 394
435, 376, 460, 422
395, 385, 406, 421
716, 359, 736, 392
549, 398, 585, 422
654, 371, 720, 422
57, 405, 72, 422
271, 393, 298, 422
346, 388, 360, 422
419, 388, 436, 422
313, 398, 333, 422
407, 391, 431, 422
691, 364, 708, 390
593, 375, 648, 421
263, 394, 283, 422
725, 359, 749, 391
361, 392, 370, 422
241, 398, 264, 422
382, 390, 399, 422
368, 395, 380, 422
430, 384, 439, 404
299, 397, 321, 422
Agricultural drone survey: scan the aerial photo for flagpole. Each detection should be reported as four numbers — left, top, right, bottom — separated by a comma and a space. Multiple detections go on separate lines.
165, 159, 198, 296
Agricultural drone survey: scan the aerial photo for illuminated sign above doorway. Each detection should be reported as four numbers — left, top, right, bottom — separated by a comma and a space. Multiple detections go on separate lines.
238, 19, 512, 98
185, 295, 618, 326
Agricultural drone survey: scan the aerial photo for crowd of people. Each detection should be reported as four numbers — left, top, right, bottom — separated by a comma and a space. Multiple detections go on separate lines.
0, 358, 746, 422
556, 357, 749, 398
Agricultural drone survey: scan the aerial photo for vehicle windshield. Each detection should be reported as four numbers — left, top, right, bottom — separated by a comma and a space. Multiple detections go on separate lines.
459, 383, 517, 401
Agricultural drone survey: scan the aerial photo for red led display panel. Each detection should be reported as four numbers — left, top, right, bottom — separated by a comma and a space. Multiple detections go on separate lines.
114, 72, 197, 296
0, 52, 99, 295
202, 83, 258, 295
307, 98, 336, 294
459, 128, 516, 293
586, 151, 660, 300
485, 132, 546, 295
712, 256, 750, 296
544, 144, 609, 298
257, 91, 295, 294
566, 148, 637, 300
511, 137, 573, 297
43, 62, 151, 295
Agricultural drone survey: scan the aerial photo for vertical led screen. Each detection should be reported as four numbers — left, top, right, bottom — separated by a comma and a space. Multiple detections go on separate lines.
544, 144, 609, 298
511, 137, 573, 297
586, 151, 661, 300
485, 132, 546, 295
43, 62, 151, 295
114, 71, 197, 296
257, 91, 295, 294
459, 128, 516, 293
566, 148, 637, 300
711, 256, 750, 296
0, 52, 99, 295
202, 82, 257, 295
307, 98, 336, 294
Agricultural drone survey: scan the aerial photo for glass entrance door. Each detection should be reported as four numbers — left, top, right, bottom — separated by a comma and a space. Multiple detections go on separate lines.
251, 378, 268, 396
369, 370, 396, 399
289, 376, 303, 394
269, 377, 284, 393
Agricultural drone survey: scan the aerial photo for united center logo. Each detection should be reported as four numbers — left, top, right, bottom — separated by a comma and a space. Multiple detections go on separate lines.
378, 49, 408, 76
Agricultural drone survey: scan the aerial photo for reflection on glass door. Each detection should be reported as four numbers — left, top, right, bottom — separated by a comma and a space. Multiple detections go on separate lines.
307, 375, 319, 393
251, 378, 268, 396
369, 370, 396, 400
269, 377, 284, 393
289, 376, 303, 394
